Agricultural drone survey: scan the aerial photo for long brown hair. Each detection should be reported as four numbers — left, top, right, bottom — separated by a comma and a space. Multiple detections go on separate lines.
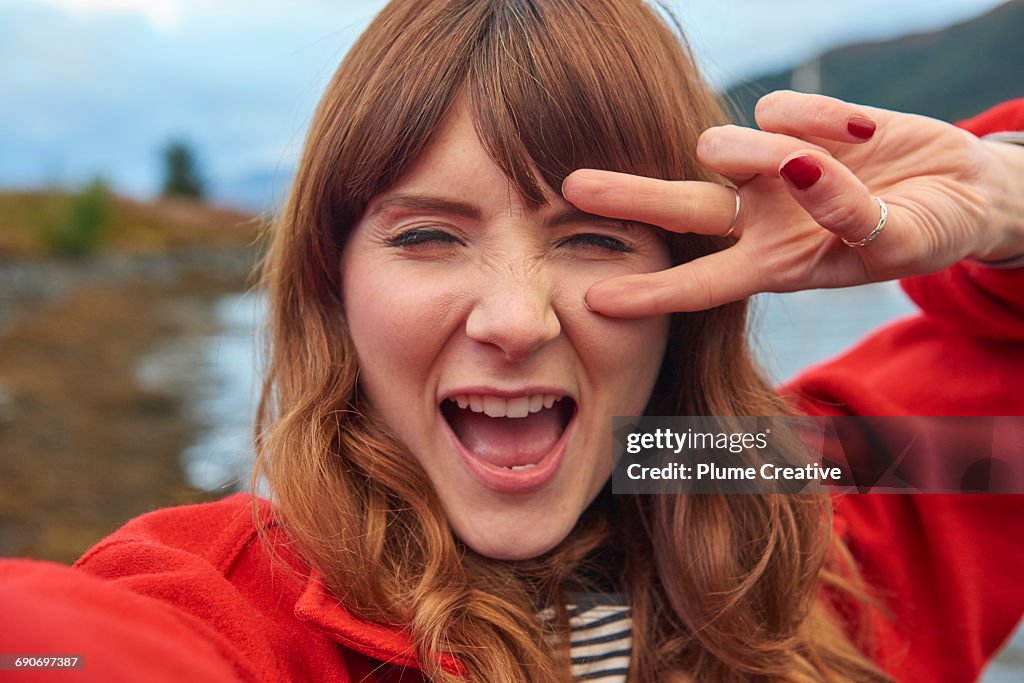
255, 1, 892, 680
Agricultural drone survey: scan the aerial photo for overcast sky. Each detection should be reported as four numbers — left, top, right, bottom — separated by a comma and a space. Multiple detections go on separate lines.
0, 0, 1011, 207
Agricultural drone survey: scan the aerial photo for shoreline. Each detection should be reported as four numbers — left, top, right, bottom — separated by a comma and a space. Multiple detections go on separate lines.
0, 251, 257, 563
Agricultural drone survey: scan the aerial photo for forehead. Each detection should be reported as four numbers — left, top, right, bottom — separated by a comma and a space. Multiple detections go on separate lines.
415, 107, 484, 169
405, 110, 494, 179
378, 104, 561, 217
360, 104, 647, 236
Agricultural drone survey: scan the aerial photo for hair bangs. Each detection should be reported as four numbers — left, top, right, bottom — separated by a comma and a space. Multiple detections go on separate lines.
319, 1, 487, 245
466, 0, 723, 208
321, 0, 724, 245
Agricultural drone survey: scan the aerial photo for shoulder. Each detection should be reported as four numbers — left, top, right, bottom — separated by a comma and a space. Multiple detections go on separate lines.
778, 307, 1024, 418
74, 492, 276, 577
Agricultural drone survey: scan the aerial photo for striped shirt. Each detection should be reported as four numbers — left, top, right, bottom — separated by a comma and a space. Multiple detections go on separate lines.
539, 593, 632, 682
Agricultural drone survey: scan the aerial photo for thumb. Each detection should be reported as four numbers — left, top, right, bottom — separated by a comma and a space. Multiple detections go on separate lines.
584, 249, 760, 316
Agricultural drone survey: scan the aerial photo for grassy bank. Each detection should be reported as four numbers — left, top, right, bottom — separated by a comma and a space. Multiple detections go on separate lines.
0, 190, 258, 257
0, 191, 261, 563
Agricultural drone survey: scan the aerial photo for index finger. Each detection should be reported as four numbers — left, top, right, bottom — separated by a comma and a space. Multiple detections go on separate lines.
562, 169, 739, 237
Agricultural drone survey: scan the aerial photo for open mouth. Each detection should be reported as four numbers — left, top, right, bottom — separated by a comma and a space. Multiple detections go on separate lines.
441, 393, 576, 471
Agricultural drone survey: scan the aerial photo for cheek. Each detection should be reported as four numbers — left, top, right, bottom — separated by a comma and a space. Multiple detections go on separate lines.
344, 266, 470, 400
554, 268, 670, 402
569, 308, 669, 409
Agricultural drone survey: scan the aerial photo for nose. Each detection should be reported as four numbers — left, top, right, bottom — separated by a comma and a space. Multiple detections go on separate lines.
465, 271, 562, 363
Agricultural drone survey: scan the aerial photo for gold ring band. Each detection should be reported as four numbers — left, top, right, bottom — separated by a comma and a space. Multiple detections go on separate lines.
722, 187, 740, 238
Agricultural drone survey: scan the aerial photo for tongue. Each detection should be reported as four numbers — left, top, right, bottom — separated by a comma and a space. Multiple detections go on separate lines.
449, 407, 564, 467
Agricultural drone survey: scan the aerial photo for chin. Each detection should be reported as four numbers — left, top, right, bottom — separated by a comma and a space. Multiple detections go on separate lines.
453, 513, 577, 561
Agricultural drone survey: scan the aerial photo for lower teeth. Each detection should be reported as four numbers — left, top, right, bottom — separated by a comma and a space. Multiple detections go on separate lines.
507, 464, 536, 471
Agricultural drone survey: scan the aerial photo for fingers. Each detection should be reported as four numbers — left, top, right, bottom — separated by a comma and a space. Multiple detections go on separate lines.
585, 248, 760, 316
777, 149, 886, 247
699, 91, 881, 180
562, 170, 738, 236
697, 125, 830, 181
754, 90, 878, 143
579, 148, 892, 317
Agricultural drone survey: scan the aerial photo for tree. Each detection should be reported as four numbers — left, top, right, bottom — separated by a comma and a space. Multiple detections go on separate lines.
161, 139, 205, 200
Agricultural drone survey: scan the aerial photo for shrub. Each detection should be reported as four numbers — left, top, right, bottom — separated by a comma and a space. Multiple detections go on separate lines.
45, 178, 111, 257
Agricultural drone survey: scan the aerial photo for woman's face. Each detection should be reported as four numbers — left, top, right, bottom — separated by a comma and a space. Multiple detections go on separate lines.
342, 107, 670, 560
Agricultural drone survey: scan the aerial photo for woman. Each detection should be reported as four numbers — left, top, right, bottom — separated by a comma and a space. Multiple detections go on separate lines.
1, 1, 1022, 681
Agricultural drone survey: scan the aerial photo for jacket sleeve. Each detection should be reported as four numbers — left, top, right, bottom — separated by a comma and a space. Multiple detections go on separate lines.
0, 559, 242, 682
0, 495, 311, 682
779, 100, 1024, 683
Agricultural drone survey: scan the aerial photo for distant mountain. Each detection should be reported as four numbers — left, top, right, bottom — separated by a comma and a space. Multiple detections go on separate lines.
723, 0, 1024, 125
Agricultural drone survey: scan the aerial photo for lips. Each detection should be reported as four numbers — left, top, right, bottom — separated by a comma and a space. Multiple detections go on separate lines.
440, 392, 576, 492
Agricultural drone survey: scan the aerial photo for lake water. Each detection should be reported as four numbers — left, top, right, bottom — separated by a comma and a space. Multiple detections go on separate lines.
138, 281, 1022, 677
136, 291, 266, 492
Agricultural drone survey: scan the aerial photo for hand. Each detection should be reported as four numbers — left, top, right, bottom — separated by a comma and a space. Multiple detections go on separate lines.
562, 90, 1024, 316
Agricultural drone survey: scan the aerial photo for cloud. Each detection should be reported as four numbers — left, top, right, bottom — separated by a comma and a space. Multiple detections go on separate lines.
3, 0, 1011, 208
25, 0, 387, 33
29, 0, 183, 31
0, 0, 388, 205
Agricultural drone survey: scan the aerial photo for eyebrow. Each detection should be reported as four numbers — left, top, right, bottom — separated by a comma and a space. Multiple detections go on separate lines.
368, 194, 481, 221
542, 206, 626, 230
367, 193, 627, 230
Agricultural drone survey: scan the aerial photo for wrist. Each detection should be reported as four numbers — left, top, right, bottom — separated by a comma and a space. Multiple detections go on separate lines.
971, 133, 1024, 265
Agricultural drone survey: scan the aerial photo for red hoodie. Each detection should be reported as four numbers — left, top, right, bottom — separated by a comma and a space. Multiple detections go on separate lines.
2, 100, 1023, 682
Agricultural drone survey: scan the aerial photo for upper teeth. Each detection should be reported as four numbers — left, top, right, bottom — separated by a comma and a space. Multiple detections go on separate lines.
448, 394, 562, 419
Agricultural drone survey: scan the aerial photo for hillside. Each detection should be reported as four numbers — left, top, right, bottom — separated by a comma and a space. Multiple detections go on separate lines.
0, 192, 259, 562
0, 191, 258, 257
723, 0, 1024, 125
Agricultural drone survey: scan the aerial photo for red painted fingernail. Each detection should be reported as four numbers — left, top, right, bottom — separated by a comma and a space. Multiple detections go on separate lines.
780, 155, 822, 190
847, 115, 876, 140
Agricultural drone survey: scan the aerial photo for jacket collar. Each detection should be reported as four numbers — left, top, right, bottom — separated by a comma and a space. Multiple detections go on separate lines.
294, 569, 467, 678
